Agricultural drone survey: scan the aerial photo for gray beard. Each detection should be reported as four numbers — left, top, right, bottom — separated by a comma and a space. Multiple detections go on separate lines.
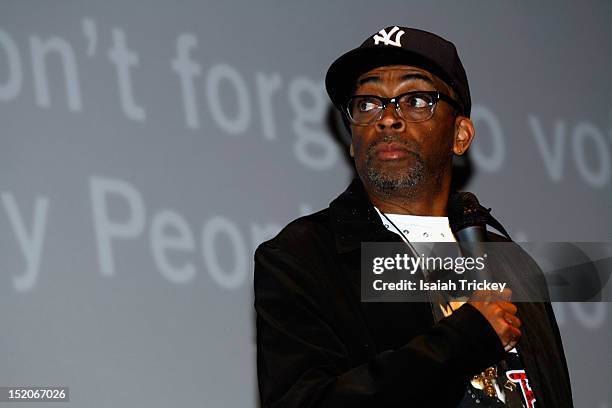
364, 150, 425, 196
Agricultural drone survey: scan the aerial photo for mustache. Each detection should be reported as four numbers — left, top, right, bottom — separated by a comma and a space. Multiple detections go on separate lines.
366, 134, 422, 156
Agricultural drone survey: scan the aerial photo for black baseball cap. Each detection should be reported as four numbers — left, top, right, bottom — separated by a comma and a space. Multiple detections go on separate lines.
325, 26, 471, 117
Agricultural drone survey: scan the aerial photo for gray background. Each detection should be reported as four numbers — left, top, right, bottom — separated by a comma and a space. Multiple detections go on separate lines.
1, 0, 610, 406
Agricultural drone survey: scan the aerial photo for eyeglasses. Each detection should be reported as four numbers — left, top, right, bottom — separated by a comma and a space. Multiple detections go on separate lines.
344, 91, 463, 125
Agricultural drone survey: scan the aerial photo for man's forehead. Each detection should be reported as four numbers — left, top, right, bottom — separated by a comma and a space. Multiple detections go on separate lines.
355, 65, 447, 91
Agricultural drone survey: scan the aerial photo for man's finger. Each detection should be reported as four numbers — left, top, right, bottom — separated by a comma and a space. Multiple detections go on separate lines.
497, 301, 518, 315
496, 287, 512, 301
470, 290, 498, 302
503, 326, 522, 351
504, 312, 522, 329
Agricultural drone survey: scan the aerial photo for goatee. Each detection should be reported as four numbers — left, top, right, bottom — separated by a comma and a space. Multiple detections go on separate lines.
364, 137, 425, 195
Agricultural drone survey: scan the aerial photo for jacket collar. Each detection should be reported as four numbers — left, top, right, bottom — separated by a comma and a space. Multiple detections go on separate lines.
329, 178, 401, 253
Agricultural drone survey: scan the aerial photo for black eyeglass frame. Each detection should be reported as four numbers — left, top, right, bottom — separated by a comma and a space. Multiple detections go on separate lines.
343, 91, 464, 126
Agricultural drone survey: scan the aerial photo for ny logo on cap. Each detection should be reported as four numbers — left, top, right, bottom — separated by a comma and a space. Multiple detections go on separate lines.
372, 26, 405, 47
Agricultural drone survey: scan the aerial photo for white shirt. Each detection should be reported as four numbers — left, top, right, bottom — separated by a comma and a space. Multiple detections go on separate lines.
373, 207, 456, 243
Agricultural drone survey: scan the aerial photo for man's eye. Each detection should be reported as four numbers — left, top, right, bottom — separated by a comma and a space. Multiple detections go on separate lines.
358, 100, 378, 111
405, 95, 432, 109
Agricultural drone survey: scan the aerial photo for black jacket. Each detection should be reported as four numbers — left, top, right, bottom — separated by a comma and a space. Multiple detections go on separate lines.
254, 178, 573, 407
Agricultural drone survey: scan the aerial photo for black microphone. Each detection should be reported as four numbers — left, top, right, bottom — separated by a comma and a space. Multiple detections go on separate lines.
448, 191, 490, 242
449, 190, 512, 242
447, 191, 492, 288
455, 225, 487, 243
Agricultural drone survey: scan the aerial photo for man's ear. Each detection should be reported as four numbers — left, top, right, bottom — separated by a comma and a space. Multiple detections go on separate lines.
453, 116, 475, 155
349, 142, 354, 158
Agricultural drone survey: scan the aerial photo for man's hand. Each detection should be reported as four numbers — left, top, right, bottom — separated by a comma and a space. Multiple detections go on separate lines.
467, 288, 521, 352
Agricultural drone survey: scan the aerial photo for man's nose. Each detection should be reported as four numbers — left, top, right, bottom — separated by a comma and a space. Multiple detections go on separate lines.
376, 103, 406, 131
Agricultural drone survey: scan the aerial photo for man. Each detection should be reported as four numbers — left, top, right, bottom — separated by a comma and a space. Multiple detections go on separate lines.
254, 26, 573, 407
